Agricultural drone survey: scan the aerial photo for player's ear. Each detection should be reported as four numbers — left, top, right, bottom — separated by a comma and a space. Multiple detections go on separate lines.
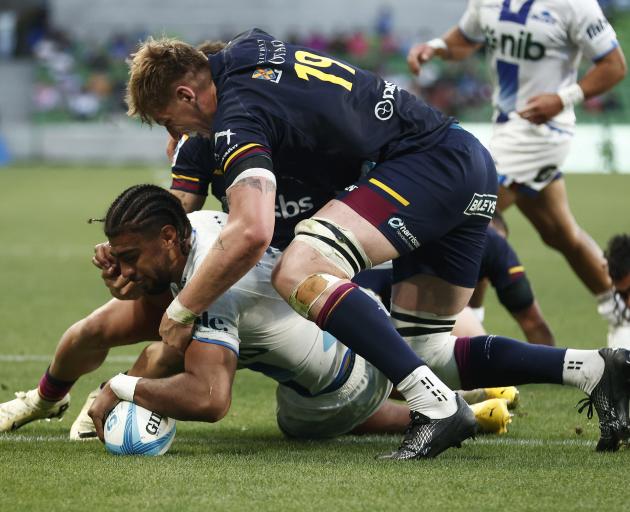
160, 225, 179, 248
175, 85, 195, 103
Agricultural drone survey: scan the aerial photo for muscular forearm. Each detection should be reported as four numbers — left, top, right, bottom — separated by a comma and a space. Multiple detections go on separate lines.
177, 219, 269, 314
578, 48, 627, 99
439, 27, 482, 61
133, 372, 231, 422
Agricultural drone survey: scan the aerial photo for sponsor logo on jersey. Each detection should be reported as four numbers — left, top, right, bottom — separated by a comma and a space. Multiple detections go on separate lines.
275, 194, 314, 219
531, 10, 557, 25
586, 18, 609, 40
388, 217, 420, 249
463, 193, 497, 219
484, 27, 545, 61
215, 129, 235, 145
374, 80, 398, 121
198, 312, 229, 332
256, 38, 287, 64
252, 68, 283, 83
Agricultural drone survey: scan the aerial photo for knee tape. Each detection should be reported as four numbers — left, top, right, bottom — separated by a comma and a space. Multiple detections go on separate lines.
390, 304, 461, 389
289, 273, 341, 318
293, 217, 372, 278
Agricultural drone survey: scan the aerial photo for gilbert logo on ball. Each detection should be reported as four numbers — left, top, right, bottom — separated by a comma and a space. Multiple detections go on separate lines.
104, 401, 176, 456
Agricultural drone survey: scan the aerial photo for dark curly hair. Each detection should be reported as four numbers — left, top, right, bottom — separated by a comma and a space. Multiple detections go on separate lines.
605, 234, 630, 282
104, 184, 192, 245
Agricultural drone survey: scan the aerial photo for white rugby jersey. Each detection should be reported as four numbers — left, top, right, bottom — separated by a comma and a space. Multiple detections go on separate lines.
459, 0, 618, 126
171, 211, 351, 396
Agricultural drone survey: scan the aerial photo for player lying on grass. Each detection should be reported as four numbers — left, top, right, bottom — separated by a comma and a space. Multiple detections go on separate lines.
77, 184, 629, 453
0, 182, 515, 439
0, 134, 516, 439
87, 185, 516, 441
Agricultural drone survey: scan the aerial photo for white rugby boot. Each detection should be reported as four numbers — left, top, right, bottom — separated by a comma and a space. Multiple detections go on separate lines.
0, 389, 70, 432
69, 388, 99, 440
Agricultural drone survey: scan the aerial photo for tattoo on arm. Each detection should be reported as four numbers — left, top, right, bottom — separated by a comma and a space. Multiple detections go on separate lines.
228, 177, 277, 197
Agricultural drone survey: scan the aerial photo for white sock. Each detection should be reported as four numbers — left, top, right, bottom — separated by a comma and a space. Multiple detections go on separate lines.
562, 349, 604, 395
397, 366, 457, 419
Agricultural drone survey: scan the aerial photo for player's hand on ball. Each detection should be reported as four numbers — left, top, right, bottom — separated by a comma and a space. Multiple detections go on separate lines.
407, 43, 436, 75
88, 384, 120, 443
518, 94, 563, 124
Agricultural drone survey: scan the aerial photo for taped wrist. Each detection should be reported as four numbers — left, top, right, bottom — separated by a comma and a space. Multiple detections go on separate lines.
166, 297, 199, 325
109, 374, 141, 402
426, 38, 448, 51
557, 84, 584, 108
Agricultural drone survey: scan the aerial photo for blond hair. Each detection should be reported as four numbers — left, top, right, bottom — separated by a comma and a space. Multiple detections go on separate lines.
126, 36, 215, 124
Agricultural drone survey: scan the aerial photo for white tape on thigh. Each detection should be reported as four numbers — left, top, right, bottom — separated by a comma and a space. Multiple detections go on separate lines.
289, 273, 341, 318
293, 217, 372, 278
390, 305, 461, 389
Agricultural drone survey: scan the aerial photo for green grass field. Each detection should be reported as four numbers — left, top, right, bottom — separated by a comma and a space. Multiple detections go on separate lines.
1, 165, 629, 512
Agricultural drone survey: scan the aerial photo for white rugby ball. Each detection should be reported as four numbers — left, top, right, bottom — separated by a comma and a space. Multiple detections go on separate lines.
104, 401, 176, 456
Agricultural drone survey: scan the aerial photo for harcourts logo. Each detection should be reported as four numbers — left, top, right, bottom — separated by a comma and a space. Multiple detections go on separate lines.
275, 194, 314, 218
388, 217, 420, 249
484, 27, 545, 61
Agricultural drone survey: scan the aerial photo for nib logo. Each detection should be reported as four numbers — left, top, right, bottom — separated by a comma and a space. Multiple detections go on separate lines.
484, 26, 545, 61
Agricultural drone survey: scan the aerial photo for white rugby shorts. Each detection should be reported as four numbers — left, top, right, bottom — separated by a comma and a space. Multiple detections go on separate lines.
490, 114, 573, 192
275, 355, 392, 438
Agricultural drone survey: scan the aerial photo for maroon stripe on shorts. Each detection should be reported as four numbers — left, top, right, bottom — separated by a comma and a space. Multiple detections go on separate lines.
340, 186, 398, 227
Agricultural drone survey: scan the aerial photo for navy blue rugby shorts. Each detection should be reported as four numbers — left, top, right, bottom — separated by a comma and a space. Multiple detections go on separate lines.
337, 125, 498, 288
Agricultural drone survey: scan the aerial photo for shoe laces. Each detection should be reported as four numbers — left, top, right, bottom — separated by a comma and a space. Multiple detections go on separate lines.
576, 397, 595, 419
398, 411, 430, 447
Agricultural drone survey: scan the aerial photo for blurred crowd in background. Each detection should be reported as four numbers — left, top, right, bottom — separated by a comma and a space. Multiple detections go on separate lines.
1, 3, 628, 123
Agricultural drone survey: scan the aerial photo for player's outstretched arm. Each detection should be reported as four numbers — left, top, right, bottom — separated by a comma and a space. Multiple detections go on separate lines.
519, 48, 627, 124
407, 27, 482, 75
89, 341, 237, 441
159, 174, 276, 355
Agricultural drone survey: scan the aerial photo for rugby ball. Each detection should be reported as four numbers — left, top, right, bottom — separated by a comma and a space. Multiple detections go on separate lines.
104, 401, 176, 456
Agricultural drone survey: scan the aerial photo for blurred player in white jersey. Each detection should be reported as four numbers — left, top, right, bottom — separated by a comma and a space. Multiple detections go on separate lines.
407, 0, 627, 339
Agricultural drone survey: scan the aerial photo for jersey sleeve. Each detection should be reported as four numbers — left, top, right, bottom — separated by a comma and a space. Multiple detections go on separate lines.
458, 0, 486, 43
170, 135, 215, 196
568, 0, 618, 61
213, 97, 275, 189
192, 292, 241, 356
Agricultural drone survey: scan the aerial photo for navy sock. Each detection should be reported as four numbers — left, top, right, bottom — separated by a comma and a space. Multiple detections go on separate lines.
454, 335, 567, 389
318, 284, 424, 385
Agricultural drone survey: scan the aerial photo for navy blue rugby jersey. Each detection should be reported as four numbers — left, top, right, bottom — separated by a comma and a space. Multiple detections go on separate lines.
208, 28, 454, 188
171, 134, 345, 250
